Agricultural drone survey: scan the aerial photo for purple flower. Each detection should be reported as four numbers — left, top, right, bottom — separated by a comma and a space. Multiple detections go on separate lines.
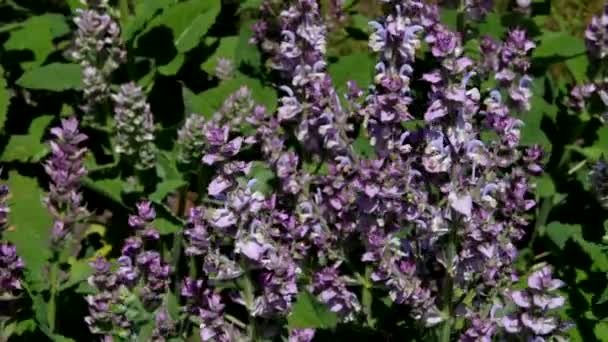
289, 328, 316, 342
311, 264, 361, 321
586, 3, 608, 59
44, 117, 89, 248
0, 243, 24, 295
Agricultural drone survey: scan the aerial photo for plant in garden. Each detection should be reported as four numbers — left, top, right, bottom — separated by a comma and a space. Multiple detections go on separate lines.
2, 0, 608, 341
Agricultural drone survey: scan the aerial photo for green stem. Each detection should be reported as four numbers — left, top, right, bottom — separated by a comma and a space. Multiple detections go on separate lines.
48, 260, 59, 333
171, 187, 188, 295
241, 272, 257, 341
361, 266, 375, 328
439, 229, 456, 342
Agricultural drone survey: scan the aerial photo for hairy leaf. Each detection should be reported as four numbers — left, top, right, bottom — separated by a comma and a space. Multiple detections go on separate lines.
16, 63, 82, 91
288, 291, 338, 329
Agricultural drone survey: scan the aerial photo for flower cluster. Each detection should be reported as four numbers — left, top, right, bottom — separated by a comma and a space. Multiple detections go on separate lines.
502, 266, 568, 340
69, 0, 125, 117
0, 185, 24, 299
586, 2, 608, 60
112, 82, 157, 170
86, 201, 171, 339
43, 117, 89, 249
80, 0, 571, 340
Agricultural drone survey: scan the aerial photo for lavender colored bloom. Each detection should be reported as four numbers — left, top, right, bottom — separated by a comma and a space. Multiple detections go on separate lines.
151, 307, 177, 342
311, 264, 361, 321
112, 82, 156, 170
44, 117, 89, 248
70, 0, 125, 117
464, 0, 494, 21
0, 184, 9, 234
289, 328, 316, 342
586, 3, 608, 59
0, 243, 24, 296
181, 278, 243, 341
502, 266, 567, 339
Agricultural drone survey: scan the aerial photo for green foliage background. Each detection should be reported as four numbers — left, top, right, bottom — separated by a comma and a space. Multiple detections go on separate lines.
0, 0, 607, 340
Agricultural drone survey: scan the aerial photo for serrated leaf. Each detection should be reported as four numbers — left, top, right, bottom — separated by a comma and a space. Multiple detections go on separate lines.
235, 20, 261, 69
16, 63, 82, 91
140, 0, 221, 53
2, 115, 53, 162
544, 222, 581, 249
4, 14, 70, 69
82, 177, 125, 205
123, 0, 175, 41
0, 66, 10, 132
575, 239, 608, 272
533, 31, 586, 59
150, 179, 187, 204
201, 36, 239, 75
156, 150, 182, 180
4, 172, 53, 289
287, 291, 338, 329
328, 53, 374, 95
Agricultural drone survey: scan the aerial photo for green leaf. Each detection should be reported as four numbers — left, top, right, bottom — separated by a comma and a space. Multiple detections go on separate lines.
536, 175, 555, 198
140, 0, 221, 53
566, 54, 589, 83
4, 14, 70, 69
595, 322, 608, 342
287, 291, 338, 329
82, 177, 125, 206
239, 0, 263, 11
16, 63, 82, 91
166, 291, 180, 320
192, 76, 277, 115
544, 222, 581, 249
157, 53, 185, 76
576, 239, 608, 272
123, 0, 176, 41
250, 161, 275, 195
150, 179, 187, 204
477, 12, 506, 39
353, 130, 376, 159
328, 53, 374, 95
235, 20, 261, 69
440, 8, 457, 31
4, 172, 53, 289
154, 216, 181, 235
2, 115, 54, 162
0, 66, 10, 132
201, 36, 239, 75
156, 150, 183, 180
533, 31, 586, 59
59, 258, 93, 291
